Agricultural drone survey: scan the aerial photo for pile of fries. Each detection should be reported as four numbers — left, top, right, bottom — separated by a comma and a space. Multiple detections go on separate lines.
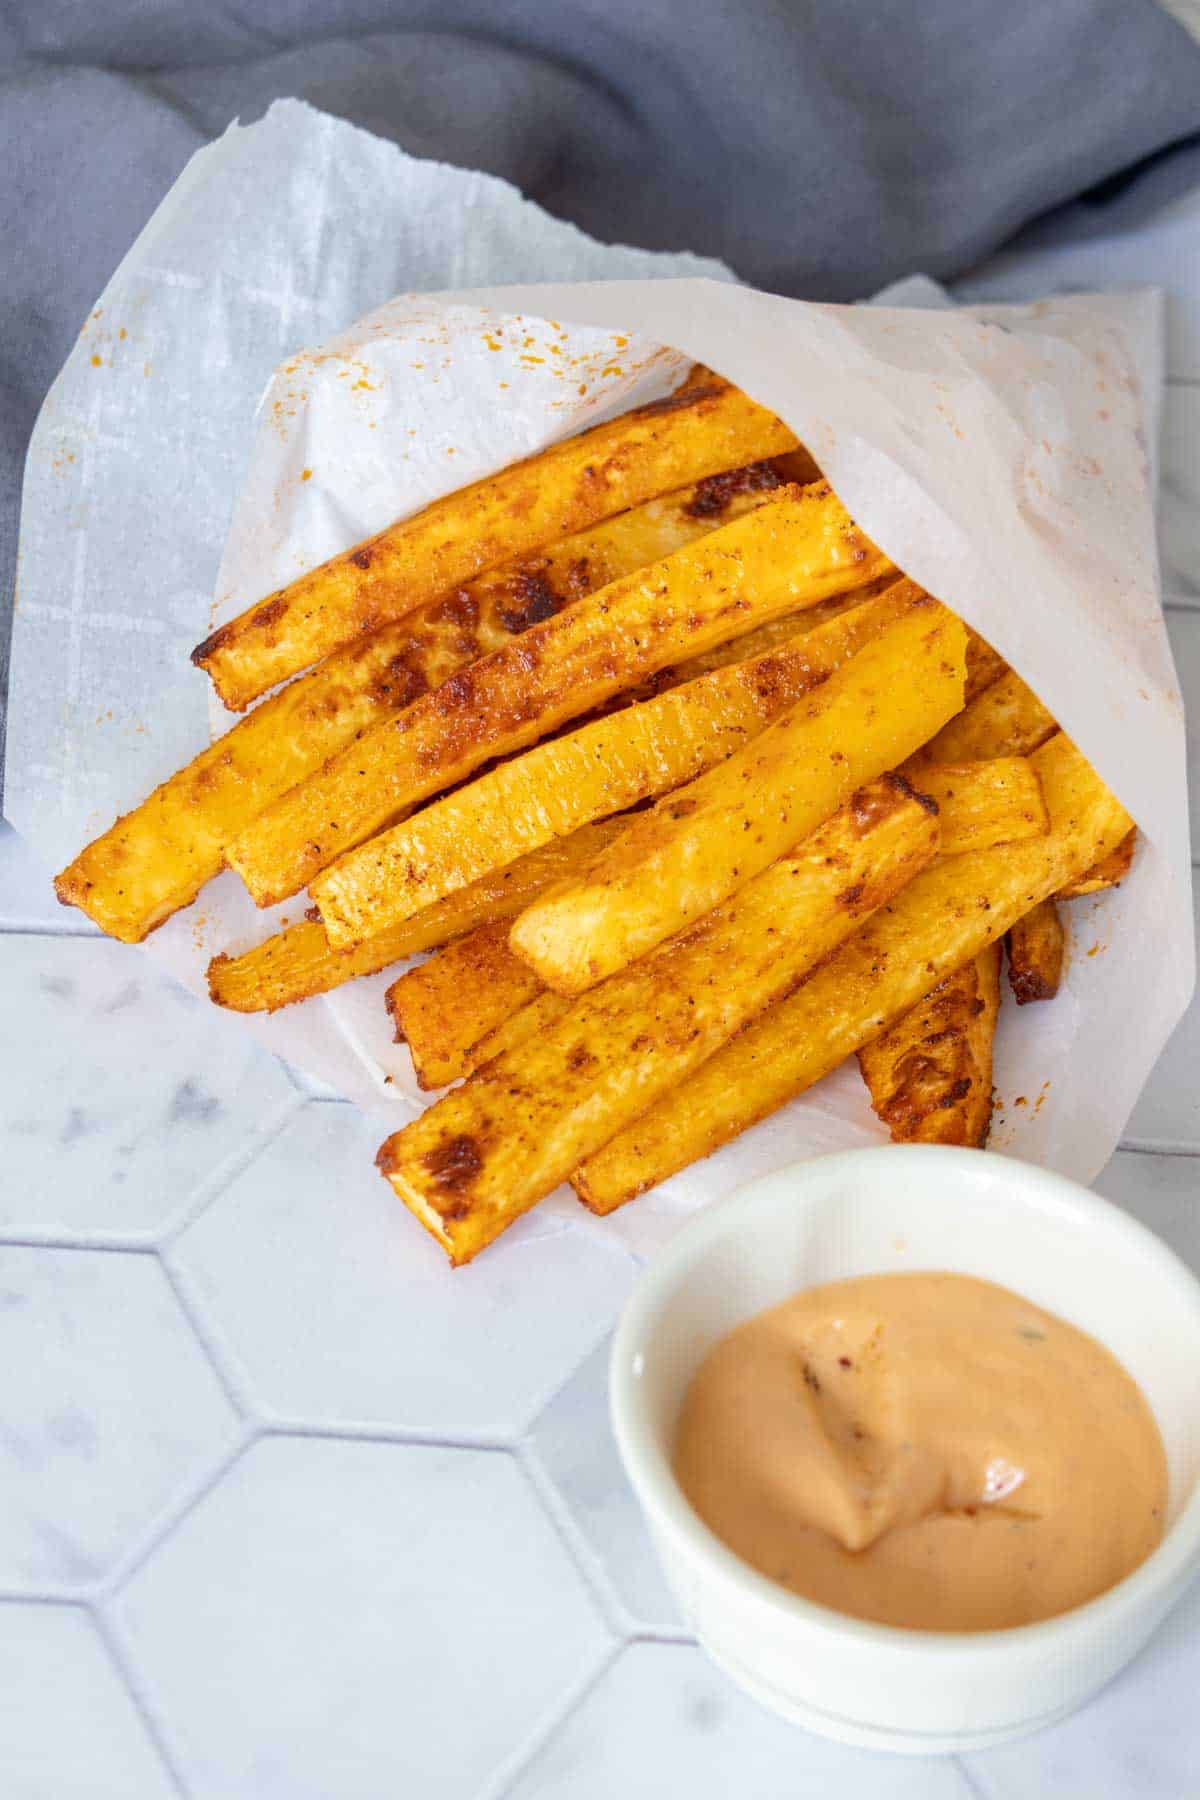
57, 367, 1137, 1265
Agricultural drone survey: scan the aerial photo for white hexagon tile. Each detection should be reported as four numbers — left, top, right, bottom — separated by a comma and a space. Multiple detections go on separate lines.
0, 934, 301, 1244
170, 1102, 637, 1441
0, 1606, 174, 1799
111, 1436, 614, 1800
0, 1246, 239, 1595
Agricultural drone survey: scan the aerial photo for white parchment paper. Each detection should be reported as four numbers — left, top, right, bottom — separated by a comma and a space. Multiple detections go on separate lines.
10, 102, 1194, 1258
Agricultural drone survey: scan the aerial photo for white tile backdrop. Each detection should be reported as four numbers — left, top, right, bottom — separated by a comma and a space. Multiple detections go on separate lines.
2, 288, 1198, 1800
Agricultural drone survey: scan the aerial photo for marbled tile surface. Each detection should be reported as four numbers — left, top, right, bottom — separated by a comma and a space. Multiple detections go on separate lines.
2, 260, 1199, 1798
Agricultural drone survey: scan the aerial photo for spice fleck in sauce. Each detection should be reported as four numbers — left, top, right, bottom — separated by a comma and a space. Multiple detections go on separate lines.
674, 1272, 1166, 1631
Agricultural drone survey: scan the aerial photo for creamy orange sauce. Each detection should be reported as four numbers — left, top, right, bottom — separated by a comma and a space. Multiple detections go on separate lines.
674, 1272, 1167, 1631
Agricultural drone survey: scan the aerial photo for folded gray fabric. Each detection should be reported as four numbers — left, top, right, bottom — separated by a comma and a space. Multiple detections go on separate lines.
4, 0, 1200, 799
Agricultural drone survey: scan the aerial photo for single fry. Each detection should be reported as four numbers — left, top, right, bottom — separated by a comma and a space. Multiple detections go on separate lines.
323, 584, 923, 934
193, 373, 801, 709
510, 598, 966, 995
1007, 899, 1067, 1004
56, 459, 795, 943
910, 668, 1056, 766
857, 946, 1002, 1146
575, 733, 1133, 1214
248, 483, 890, 916
385, 920, 544, 1090
377, 775, 940, 1263
1056, 827, 1136, 900
913, 758, 1048, 857
206, 815, 628, 1013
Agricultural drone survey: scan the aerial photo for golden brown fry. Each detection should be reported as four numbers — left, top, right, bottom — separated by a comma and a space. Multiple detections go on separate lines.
194, 373, 801, 710
206, 815, 628, 1013
56, 467, 789, 943
909, 668, 1056, 767
857, 946, 1001, 1146
510, 598, 965, 995
385, 920, 544, 1090
1006, 899, 1067, 1004
575, 733, 1133, 1214
377, 774, 940, 1263
319, 584, 923, 936
911, 757, 1048, 856
244, 482, 889, 916
1055, 828, 1136, 899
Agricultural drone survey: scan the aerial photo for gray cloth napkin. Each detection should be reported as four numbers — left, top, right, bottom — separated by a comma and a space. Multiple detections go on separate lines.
4, 0, 1200, 804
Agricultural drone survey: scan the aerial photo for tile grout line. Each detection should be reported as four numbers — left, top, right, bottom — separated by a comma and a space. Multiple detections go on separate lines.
89, 1604, 192, 1800
0, 1233, 163, 1253
515, 1439, 640, 1645
620, 1625, 699, 1647
484, 1639, 626, 1800
1118, 1138, 1200, 1159
953, 1751, 993, 1800
156, 1251, 265, 1422
94, 1425, 260, 1604
256, 1415, 515, 1453
0, 920, 102, 938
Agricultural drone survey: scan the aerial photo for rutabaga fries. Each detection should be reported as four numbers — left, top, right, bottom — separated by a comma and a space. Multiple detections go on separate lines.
459, 756, 1056, 1079
910, 668, 1056, 766
1006, 900, 1067, 1004
1056, 827, 1136, 899
857, 947, 1001, 1146
56, 461, 792, 943
323, 584, 923, 933
265, 484, 892, 919
193, 373, 802, 710
206, 815, 628, 1013
575, 732, 1133, 1214
510, 597, 966, 995
377, 775, 941, 1263
385, 920, 544, 1090
912, 758, 1048, 857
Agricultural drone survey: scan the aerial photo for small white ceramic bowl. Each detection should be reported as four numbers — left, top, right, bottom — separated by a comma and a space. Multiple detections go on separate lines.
610, 1145, 1200, 1754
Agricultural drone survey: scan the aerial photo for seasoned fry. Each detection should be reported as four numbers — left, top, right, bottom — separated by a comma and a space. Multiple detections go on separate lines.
913, 758, 1047, 856
320, 584, 923, 935
247, 483, 890, 915
194, 373, 802, 710
575, 733, 1133, 1214
385, 920, 544, 1090
56, 467, 789, 943
377, 775, 940, 1263
857, 947, 1001, 1146
1007, 899, 1067, 1004
206, 815, 628, 1012
910, 668, 1056, 766
510, 598, 966, 995
1056, 827, 1136, 899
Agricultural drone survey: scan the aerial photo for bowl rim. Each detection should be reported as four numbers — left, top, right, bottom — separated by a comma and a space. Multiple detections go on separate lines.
610, 1143, 1200, 1656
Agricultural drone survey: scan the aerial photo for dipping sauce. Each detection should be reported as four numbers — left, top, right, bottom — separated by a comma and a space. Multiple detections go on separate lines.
674, 1272, 1167, 1631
